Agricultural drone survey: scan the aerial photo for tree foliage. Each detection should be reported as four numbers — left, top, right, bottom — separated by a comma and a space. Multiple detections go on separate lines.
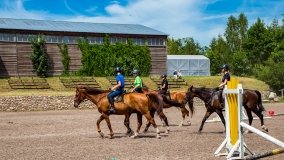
30, 35, 48, 77
167, 37, 203, 55
78, 36, 151, 76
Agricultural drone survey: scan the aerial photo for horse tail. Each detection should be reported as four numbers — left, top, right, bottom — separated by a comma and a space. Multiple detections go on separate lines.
255, 90, 265, 112
146, 93, 163, 113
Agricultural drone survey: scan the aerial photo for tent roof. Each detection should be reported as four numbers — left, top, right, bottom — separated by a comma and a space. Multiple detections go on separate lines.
167, 55, 209, 60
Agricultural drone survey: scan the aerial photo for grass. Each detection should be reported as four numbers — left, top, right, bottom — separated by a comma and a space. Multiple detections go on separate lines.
0, 76, 270, 96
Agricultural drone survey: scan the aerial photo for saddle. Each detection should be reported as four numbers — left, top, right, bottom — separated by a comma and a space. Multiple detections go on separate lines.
114, 90, 127, 102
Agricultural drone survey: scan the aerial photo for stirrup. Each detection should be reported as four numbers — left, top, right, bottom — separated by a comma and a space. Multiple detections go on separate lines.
109, 107, 116, 114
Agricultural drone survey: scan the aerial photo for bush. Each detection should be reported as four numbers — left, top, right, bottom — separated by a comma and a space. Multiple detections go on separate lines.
78, 36, 151, 76
30, 35, 48, 77
58, 43, 70, 76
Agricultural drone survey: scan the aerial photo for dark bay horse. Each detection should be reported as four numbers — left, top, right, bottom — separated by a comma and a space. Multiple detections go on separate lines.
185, 86, 268, 133
74, 86, 167, 139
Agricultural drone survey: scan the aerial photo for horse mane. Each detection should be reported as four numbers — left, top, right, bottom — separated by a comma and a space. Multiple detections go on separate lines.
84, 87, 109, 94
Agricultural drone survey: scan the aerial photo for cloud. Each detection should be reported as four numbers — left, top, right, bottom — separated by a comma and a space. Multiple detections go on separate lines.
0, 0, 283, 46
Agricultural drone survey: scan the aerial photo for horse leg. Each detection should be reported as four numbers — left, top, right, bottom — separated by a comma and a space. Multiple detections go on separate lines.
244, 106, 253, 134
102, 114, 114, 139
124, 113, 133, 136
198, 110, 213, 134
96, 115, 105, 138
157, 111, 170, 134
143, 121, 151, 133
131, 113, 143, 138
251, 107, 268, 132
143, 112, 161, 139
143, 108, 155, 133
215, 109, 226, 132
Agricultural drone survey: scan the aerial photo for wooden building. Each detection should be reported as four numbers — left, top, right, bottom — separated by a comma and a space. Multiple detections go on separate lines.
0, 18, 167, 77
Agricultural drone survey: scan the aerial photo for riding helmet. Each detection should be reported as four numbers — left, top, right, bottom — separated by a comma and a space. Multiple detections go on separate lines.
115, 67, 122, 73
221, 64, 229, 71
132, 69, 139, 75
161, 74, 167, 78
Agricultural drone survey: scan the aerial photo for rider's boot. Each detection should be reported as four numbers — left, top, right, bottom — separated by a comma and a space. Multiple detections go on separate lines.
109, 101, 116, 114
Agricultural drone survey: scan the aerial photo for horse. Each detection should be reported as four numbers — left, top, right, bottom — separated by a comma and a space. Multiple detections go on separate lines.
73, 85, 168, 139
185, 86, 268, 133
141, 87, 194, 132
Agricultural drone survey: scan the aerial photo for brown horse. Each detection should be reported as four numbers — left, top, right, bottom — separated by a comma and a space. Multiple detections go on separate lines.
185, 86, 268, 133
74, 85, 167, 139
141, 87, 194, 132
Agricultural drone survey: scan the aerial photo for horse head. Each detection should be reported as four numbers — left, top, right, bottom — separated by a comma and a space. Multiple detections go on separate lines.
74, 85, 88, 108
185, 85, 196, 102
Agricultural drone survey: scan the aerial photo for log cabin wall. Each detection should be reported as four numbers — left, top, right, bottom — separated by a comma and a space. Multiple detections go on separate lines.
0, 34, 167, 77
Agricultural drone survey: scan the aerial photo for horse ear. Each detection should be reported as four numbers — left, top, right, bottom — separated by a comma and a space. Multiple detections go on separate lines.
190, 85, 193, 92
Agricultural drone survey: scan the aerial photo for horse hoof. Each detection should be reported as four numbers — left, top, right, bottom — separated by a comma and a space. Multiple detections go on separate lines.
156, 135, 161, 139
197, 131, 202, 134
178, 123, 183, 127
244, 130, 252, 134
98, 132, 104, 138
187, 122, 191, 126
130, 135, 136, 139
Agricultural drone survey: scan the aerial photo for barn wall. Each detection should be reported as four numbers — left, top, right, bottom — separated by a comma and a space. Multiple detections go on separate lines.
0, 42, 167, 76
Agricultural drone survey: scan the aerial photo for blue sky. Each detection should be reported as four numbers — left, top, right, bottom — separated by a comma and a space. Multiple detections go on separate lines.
0, 0, 283, 46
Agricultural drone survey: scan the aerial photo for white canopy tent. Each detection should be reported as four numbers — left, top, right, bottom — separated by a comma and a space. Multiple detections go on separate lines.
167, 55, 210, 76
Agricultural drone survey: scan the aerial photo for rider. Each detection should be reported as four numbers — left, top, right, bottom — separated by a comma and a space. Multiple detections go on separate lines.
218, 64, 231, 108
131, 69, 143, 93
219, 64, 230, 89
159, 74, 182, 108
107, 67, 125, 114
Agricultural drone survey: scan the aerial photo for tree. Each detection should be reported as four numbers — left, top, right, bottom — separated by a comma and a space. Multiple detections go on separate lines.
30, 35, 48, 77
181, 37, 202, 55
244, 18, 267, 65
167, 38, 181, 54
206, 35, 229, 75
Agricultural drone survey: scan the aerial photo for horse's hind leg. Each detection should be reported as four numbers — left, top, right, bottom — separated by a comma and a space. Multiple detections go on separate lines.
158, 111, 170, 134
97, 115, 105, 138
244, 106, 253, 134
143, 108, 155, 133
215, 109, 226, 132
251, 107, 268, 132
143, 112, 161, 139
198, 110, 213, 134
131, 113, 143, 138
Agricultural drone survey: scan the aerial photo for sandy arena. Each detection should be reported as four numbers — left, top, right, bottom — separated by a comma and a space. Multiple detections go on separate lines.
0, 103, 283, 160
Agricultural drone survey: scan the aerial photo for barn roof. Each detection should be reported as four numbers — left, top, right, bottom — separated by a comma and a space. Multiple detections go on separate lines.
0, 18, 167, 36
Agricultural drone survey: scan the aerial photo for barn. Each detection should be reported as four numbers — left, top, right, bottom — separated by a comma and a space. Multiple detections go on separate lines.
167, 55, 210, 76
0, 18, 167, 77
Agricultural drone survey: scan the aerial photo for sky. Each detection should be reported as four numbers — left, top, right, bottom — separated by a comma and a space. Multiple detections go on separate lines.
0, 0, 283, 46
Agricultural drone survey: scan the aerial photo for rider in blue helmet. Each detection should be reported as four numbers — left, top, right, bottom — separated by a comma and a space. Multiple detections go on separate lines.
107, 67, 125, 114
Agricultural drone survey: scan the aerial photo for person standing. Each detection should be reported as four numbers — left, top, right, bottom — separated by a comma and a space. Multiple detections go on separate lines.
107, 67, 125, 114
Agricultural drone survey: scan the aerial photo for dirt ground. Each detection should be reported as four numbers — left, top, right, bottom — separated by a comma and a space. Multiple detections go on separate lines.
0, 103, 283, 160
